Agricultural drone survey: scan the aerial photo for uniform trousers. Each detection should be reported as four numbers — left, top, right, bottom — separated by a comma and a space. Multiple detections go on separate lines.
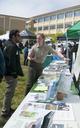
2, 76, 17, 113
25, 60, 43, 95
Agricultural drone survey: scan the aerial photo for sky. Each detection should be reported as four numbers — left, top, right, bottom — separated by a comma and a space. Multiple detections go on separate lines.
0, 0, 80, 18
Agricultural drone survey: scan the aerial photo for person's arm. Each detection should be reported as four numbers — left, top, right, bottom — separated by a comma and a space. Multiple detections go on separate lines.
9, 46, 18, 75
28, 48, 36, 61
48, 46, 67, 61
53, 50, 67, 61
53, 50, 68, 61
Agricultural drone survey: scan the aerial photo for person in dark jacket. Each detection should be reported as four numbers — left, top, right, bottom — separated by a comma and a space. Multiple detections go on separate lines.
1, 29, 24, 118
0, 48, 5, 82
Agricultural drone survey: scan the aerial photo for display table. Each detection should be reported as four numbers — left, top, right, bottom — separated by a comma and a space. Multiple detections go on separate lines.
3, 60, 80, 128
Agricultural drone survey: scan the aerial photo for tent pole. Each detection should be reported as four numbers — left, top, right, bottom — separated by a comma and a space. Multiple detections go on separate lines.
66, 32, 69, 59
65, 31, 70, 66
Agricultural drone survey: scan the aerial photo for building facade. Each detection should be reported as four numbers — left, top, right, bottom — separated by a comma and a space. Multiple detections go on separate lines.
26, 5, 80, 35
0, 5, 80, 35
0, 14, 27, 33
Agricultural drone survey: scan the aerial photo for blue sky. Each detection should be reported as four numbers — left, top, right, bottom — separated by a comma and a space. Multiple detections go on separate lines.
0, 0, 80, 18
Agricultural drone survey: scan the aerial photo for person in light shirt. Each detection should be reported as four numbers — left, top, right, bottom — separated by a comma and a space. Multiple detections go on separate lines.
25, 33, 67, 95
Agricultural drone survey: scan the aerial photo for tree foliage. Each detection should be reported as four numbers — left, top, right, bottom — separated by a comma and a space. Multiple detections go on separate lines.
46, 32, 63, 43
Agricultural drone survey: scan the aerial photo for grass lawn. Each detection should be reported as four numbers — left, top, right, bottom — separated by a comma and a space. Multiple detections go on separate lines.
0, 54, 28, 128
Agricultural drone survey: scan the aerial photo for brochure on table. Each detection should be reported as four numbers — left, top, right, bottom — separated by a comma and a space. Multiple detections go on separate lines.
3, 60, 80, 128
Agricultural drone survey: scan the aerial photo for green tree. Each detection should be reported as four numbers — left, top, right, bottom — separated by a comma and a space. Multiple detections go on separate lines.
46, 32, 63, 43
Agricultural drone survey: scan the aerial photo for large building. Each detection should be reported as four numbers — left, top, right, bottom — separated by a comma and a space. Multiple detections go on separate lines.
0, 5, 80, 35
26, 5, 80, 35
0, 14, 27, 33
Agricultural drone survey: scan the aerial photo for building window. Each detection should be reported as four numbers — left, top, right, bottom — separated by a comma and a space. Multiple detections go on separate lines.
65, 11, 73, 18
57, 13, 64, 19
74, 10, 80, 17
38, 26, 42, 31
50, 15, 56, 20
50, 25, 55, 29
38, 17, 44, 22
65, 22, 72, 28
44, 16, 50, 21
57, 24, 63, 29
34, 19, 38, 23
43, 26, 49, 30
0, 18, 4, 28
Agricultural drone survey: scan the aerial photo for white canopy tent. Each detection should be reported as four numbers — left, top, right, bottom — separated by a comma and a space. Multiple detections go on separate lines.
0, 31, 9, 40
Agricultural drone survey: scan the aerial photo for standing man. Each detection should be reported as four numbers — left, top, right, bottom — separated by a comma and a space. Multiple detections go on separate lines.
1, 29, 24, 118
25, 33, 67, 95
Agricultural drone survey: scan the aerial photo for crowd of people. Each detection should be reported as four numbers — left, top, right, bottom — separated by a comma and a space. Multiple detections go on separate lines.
60, 41, 78, 72
0, 29, 79, 119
